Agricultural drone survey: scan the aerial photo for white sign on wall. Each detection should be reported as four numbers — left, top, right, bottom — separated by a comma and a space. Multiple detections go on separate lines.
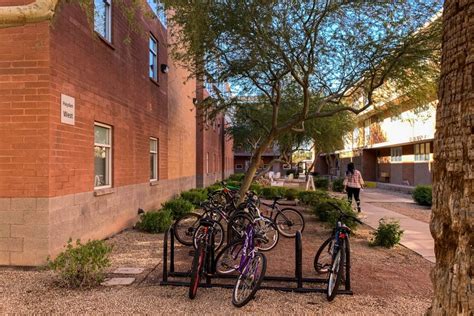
60, 94, 75, 125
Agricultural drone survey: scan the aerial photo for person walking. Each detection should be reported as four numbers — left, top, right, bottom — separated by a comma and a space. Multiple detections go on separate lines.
343, 162, 365, 212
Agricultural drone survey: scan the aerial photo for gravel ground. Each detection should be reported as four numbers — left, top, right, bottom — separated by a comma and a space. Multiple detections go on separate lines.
371, 202, 431, 223
0, 206, 434, 315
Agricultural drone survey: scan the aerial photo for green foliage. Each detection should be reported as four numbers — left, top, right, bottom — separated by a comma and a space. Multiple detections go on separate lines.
314, 177, 330, 190
180, 189, 207, 206
284, 188, 299, 201
136, 210, 173, 233
205, 184, 221, 194
228, 173, 245, 182
332, 178, 345, 192
297, 190, 329, 206
260, 186, 286, 199
312, 198, 359, 230
226, 180, 241, 189
162, 198, 194, 219
47, 239, 112, 288
370, 218, 404, 248
249, 183, 262, 195
412, 185, 432, 206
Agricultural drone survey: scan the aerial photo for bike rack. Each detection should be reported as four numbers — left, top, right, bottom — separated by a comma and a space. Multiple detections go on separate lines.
161, 226, 353, 295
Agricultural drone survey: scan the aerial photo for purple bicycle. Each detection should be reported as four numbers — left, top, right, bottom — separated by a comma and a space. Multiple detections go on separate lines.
214, 221, 267, 307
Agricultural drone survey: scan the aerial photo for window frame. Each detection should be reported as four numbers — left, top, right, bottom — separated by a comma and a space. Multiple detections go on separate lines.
415, 142, 430, 161
94, 122, 112, 189
147, 0, 167, 27
150, 137, 158, 181
390, 146, 402, 162
94, 0, 112, 42
149, 34, 158, 82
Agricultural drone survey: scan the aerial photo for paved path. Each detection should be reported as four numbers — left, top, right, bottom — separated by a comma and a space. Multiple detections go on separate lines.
358, 189, 435, 263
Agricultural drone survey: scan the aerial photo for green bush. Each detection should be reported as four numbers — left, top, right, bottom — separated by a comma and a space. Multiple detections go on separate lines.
314, 177, 330, 190
249, 183, 262, 195
180, 189, 207, 206
136, 209, 173, 233
162, 198, 194, 219
412, 185, 432, 206
332, 178, 345, 192
297, 190, 329, 206
312, 198, 359, 230
47, 239, 112, 288
226, 180, 241, 189
370, 218, 404, 248
260, 186, 286, 199
284, 188, 299, 201
205, 183, 221, 194
227, 173, 245, 182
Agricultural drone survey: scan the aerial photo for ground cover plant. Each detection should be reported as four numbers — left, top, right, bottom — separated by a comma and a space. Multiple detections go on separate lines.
370, 218, 404, 248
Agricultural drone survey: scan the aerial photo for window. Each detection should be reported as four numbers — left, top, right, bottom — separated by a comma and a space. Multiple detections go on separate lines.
150, 138, 158, 181
94, 123, 112, 188
415, 143, 430, 161
94, 0, 112, 42
235, 164, 243, 170
147, 0, 167, 27
149, 35, 158, 81
390, 147, 402, 162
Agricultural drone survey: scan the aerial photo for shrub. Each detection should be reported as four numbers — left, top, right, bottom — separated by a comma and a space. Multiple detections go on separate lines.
162, 198, 194, 219
226, 180, 241, 189
284, 188, 299, 201
227, 173, 245, 182
370, 218, 404, 248
180, 189, 207, 206
205, 183, 221, 194
136, 209, 173, 233
260, 186, 286, 199
312, 198, 359, 230
314, 176, 330, 190
249, 183, 262, 195
412, 185, 432, 206
47, 239, 112, 288
332, 178, 345, 192
297, 190, 329, 206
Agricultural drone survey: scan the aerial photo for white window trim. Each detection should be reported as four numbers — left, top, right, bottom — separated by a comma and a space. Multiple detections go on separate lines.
150, 137, 158, 181
94, 122, 112, 190
95, 0, 112, 42
149, 35, 158, 81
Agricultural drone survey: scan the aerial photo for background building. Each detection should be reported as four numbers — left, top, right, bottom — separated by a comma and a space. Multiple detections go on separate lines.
0, 1, 232, 266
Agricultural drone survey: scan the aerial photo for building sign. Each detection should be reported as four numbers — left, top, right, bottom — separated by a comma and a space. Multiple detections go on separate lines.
61, 94, 75, 125
409, 135, 428, 142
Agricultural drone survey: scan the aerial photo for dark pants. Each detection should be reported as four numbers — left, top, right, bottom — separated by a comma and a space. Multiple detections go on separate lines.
346, 187, 361, 210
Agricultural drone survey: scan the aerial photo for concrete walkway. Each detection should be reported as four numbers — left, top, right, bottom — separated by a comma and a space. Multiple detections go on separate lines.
358, 189, 435, 263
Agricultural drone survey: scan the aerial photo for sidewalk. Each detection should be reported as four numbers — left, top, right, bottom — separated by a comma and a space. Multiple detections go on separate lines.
358, 189, 435, 263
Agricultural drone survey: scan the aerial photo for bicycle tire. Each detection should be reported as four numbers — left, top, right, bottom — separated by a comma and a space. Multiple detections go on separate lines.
189, 240, 205, 299
232, 252, 267, 307
327, 239, 345, 301
228, 212, 253, 242
214, 240, 243, 274
274, 208, 305, 238
255, 216, 279, 251
173, 213, 201, 246
314, 236, 333, 274
192, 220, 224, 251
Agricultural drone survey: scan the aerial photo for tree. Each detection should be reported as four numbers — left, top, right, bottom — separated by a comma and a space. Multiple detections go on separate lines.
428, 1, 473, 315
164, 0, 442, 199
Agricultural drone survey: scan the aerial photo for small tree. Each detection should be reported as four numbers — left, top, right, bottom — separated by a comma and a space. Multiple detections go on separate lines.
163, 1, 442, 201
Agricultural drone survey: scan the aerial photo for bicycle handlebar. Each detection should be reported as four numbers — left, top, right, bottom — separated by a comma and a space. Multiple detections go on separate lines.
327, 201, 363, 224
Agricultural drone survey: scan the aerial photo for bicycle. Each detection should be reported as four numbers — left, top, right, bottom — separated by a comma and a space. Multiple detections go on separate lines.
313, 201, 362, 301
260, 196, 305, 237
188, 217, 220, 299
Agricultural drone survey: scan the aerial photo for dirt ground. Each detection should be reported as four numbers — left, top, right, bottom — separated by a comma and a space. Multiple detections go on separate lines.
0, 206, 434, 315
372, 202, 431, 223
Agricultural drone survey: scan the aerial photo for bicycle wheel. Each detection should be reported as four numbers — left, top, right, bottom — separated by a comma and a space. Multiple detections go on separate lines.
274, 208, 305, 238
174, 213, 201, 246
228, 212, 253, 242
189, 240, 206, 299
193, 221, 224, 250
232, 252, 267, 307
214, 240, 243, 274
314, 236, 334, 274
255, 216, 279, 251
327, 239, 345, 301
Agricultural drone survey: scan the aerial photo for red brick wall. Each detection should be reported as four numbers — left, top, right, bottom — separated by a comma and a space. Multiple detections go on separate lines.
0, 21, 51, 197
47, 2, 169, 196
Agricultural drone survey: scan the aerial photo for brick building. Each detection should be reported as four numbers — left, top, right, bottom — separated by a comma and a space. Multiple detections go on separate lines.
0, 1, 232, 266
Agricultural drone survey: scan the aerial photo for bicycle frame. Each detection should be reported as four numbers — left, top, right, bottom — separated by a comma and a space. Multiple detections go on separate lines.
237, 224, 257, 274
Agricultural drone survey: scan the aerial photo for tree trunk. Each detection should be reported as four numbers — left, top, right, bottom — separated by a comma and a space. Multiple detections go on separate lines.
0, 0, 59, 28
238, 137, 273, 203
428, 1, 473, 315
